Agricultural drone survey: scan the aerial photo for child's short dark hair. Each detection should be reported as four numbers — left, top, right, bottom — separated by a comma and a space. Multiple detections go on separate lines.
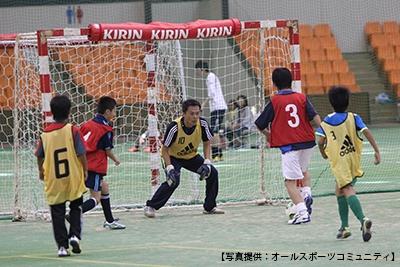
50, 95, 71, 121
272, 67, 292, 90
97, 96, 116, 114
195, 60, 209, 71
328, 86, 350, 112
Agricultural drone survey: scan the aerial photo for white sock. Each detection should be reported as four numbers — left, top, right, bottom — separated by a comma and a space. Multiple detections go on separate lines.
296, 202, 307, 215
302, 187, 311, 198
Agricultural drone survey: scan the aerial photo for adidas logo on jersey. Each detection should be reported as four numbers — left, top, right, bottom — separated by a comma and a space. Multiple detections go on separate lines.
177, 142, 197, 156
340, 134, 356, 156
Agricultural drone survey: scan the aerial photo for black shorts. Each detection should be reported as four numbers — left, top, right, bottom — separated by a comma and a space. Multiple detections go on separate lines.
210, 109, 225, 133
85, 171, 103, 191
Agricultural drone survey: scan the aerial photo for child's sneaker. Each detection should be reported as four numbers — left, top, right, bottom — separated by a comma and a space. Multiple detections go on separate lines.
69, 235, 81, 254
58, 246, 70, 257
337, 227, 352, 239
288, 212, 310, 225
144, 206, 155, 218
103, 220, 126, 229
361, 218, 372, 242
303, 194, 313, 215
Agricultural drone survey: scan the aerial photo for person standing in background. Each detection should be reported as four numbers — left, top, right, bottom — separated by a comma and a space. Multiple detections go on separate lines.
195, 60, 227, 162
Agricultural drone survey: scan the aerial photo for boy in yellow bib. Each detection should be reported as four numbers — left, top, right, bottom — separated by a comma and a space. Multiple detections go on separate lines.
35, 95, 87, 256
316, 86, 380, 242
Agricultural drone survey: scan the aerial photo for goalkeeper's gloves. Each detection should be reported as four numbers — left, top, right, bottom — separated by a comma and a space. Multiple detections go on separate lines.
165, 164, 179, 188
197, 159, 212, 181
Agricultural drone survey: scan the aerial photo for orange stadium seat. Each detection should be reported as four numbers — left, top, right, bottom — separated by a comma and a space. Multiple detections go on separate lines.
369, 33, 390, 48
365, 21, 382, 38
382, 21, 399, 35
383, 58, 400, 72
325, 47, 343, 61
394, 45, 400, 58
331, 59, 350, 73
339, 72, 356, 86
305, 73, 324, 94
301, 73, 307, 87
299, 24, 313, 39
318, 36, 337, 49
314, 24, 332, 38
376, 46, 395, 63
309, 49, 326, 62
387, 34, 400, 47
300, 48, 309, 62
388, 69, 400, 86
301, 38, 321, 51
315, 60, 333, 74
348, 84, 361, 92
301, 61, 316, 75
322, 73, 339, 91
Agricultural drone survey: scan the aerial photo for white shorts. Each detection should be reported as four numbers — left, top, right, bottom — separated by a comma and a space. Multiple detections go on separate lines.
281, 148, 314, 180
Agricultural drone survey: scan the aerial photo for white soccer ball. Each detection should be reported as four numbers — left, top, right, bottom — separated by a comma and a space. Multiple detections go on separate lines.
285, 202, 297, 219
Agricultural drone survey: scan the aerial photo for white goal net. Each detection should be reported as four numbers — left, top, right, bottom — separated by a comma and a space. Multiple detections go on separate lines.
0, 19, 300, 220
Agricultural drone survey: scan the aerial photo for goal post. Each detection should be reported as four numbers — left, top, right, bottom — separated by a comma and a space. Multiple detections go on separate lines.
4, 18, 302, 220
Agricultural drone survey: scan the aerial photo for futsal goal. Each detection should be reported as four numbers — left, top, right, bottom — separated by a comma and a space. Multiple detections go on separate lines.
1, 18, 302, 220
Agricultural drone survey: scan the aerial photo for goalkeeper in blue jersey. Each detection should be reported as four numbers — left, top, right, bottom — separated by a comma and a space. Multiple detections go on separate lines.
144, 99, 224, 218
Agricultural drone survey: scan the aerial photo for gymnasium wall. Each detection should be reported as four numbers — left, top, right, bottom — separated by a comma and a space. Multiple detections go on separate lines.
1, 0, 399, 52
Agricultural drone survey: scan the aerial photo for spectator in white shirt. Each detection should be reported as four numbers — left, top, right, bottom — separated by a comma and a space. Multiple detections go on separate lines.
195, 60, 227, 162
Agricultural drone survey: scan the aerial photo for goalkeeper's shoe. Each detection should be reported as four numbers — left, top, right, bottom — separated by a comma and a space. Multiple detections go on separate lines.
219, 156, 224, 161
288, 212, 310, 225
212, 156, 219, 162
361, 218, 372, 242
58, 246, 70, 257
144, 206, 155, 218
337, 227, 352, 239
69, 235, 81, 254
104, 220, 126, 230
304, 194, 313, 215
203, 207, 225, 214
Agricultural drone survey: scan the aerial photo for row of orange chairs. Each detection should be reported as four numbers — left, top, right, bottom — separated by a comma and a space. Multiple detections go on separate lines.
301, 47, 343, 62
365, 21, 400, 99
302, 72, 360, 95
55, 45, 176, 103
235, 23, 361, 95
302, 60, 350, 75
299, 24, 333, 39
365, 21, 399, 38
